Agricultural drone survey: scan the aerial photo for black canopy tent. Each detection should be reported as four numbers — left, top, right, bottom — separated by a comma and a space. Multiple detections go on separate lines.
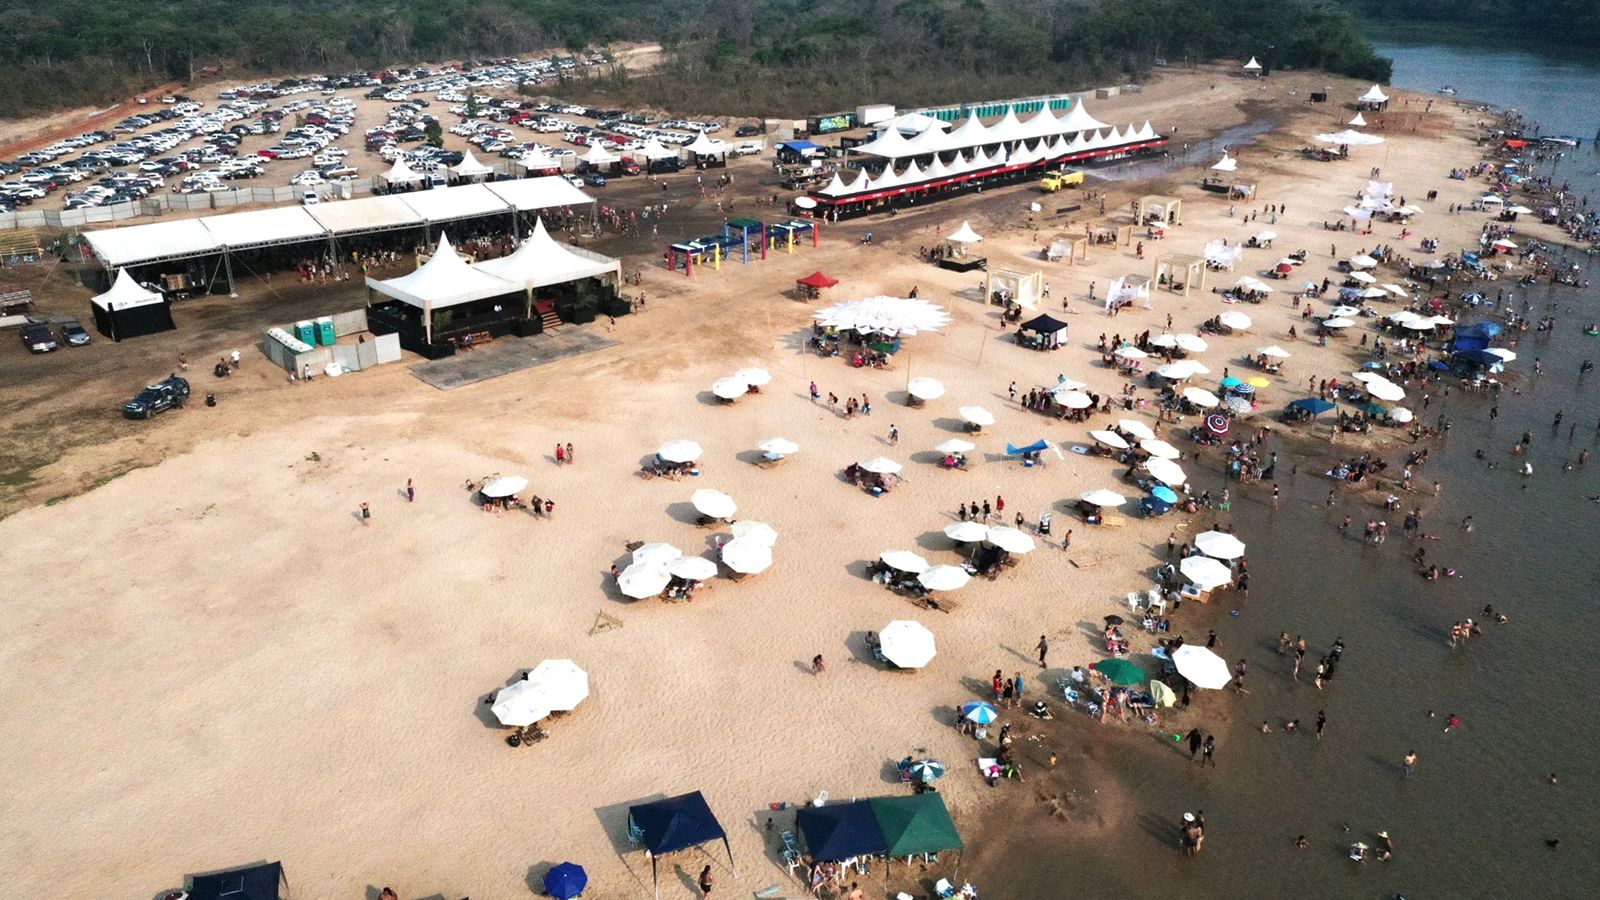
629, 791, 735, 899
1018, 312, 1068, 350
188, 861, 285, 900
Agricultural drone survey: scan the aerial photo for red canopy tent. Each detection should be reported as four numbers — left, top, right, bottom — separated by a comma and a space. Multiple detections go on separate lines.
796, 271, 839, 300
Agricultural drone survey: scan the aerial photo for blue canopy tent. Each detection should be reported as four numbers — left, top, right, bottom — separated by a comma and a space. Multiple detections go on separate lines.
1458, 321, 1503, 338
1450, 333, 1490, 352
1287, 397, 1335, 419
796, 800, 889, 862
1453, 349, 1504, 368
629, 792, 735, 899
188, 862, 285, 900
1005, 439, 1049, 456
1139, 492, 1175, 516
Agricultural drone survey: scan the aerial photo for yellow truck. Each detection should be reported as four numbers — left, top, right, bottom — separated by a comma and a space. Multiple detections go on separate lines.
1039, 169, 1084, 192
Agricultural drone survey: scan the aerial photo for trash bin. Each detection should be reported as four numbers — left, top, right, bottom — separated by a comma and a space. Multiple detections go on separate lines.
316, 316, 336, 346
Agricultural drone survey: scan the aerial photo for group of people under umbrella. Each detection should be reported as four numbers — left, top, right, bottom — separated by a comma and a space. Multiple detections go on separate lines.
489, 658, 590, 746
711, 366, 772, 402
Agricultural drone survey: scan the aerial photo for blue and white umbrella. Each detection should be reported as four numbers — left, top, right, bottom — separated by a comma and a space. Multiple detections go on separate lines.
961, 700, 999, 724
908, 759, 947, 782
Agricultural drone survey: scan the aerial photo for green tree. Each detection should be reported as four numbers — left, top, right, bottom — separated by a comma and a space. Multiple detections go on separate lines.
423, 119, 444, 148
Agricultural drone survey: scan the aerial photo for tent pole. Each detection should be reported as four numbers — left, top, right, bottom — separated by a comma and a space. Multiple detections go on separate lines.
223, 251, 236, 297
652, 856, 659, 900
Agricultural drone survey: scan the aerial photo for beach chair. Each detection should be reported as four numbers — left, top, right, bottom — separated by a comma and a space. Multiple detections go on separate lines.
627, 816, 645, 845
1126, 591, 1143, 612
1146, 588, 1166, 614
813, 790, 829, 807
779, 830, 803, 876
936, 878, 957, 898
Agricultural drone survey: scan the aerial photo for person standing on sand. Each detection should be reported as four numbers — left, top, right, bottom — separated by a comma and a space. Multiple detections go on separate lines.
1187, 728, 1203, 762
1167, 532, 1177, 557
810, 381, 821, 402
1316, 710, 1327, 742
1202, 734, 1216, 767
812, 655, 825, 674
406, 479, 415, 502
1036, 634, 1049, 668
699, 864, 714, 897
360, 502, 371, 525
555, 443, 566, 465
565, 442, 574, 465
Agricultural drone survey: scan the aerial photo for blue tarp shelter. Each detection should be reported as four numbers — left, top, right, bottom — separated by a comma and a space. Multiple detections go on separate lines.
777, 140, 824, 157
629, 792, 735, 899
188, 862, 285, 900
796, 800, 889, 862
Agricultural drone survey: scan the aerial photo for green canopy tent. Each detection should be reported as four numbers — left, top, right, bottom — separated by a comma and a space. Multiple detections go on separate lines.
868, 794, 964, 877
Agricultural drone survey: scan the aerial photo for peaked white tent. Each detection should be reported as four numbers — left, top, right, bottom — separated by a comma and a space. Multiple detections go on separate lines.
891, 112, 949, 136
1211, 154, 1237, 172
473, 218, 621, 295
684, 131, 727, 158
851, 126, 916, 158
90, 268, 174, 341
1056, 101, 1110, 134
515, 145, 561, 172
580, 144, 620, 166
1358, 84, 1390, 104
1243, 56, 1262, 71
947, 221, 982, 244
365, 232, 519, 343
1348, 112, 1368, 127
450, 150, 494, 180
636, 138, 678, 161
380, 157, 426, 185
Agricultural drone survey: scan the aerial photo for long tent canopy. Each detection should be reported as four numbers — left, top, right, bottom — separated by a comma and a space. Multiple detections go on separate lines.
474, 218, 621, 289
852, 101, 1131, 158
796, 795, 963, 864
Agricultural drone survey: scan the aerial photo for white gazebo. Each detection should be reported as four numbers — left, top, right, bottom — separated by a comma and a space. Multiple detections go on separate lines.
1358, 84, 1390, 107
380, 157, 427, 187
365, 232, 520, 344
450, 150, 495, 182
473, 218, 621, 312
684, 131, 728, 167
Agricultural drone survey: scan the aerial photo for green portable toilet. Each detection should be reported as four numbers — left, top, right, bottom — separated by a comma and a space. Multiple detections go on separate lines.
294, 320, 316, 345
316, 316, 336, 346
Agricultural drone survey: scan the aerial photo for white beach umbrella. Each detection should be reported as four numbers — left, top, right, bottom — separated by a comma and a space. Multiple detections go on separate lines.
1360, 288, 1389, 299
632, 543, 684, 566
525, 659, 589, 711
934, 438, 976, 454
1258, 345, 1291, 358
1141, 438, 1181, 460
959, 406, 996, 426
1055, 390, 1094, 409
1174, 334, 1209, 353
1218, 311, 1252, 330
1366, 379, 1406, 402
1054, 376, 1089, 391
1156, 362, 1198, 380
617, 562, 672, 599
1321, 317, 1355, 328
986, 526, 1036, 554
880, 619, 938, 668
491, 680, 554, 727
1080, 489, 1127, 507
814, 296, 952, 337
881, 550, 931, 573
1256, 230, 1278, 243
1350, 371, 1380, 384
735, 367, 772, 386
944, 521, 991, 542
917, 565, 971, 592
1089, 429, 1130, 450
657, 439, 703, 463
691, 488, 738, 519
1349, 254, 1378, 269
1183, 387, 1221, 408
1390, 407, 1415, 424
1401, 318, 1434, 331
1145, 457, 1188, 486
712, 377, 750, 400
1427, 315, 1455, 326
730, 519, 779, 547
1347, 270, 1377, 284
1327, 305, 1362, 317
720, 538, 773, 574
1172, 645, 1232, 689
481, 476, 529, 498
1194, 530, 1247, 560
1148, 333, 1180, 348
759, 437, 799, 455
1484, 348, 1516, 362
669, 556, 720, 581
1114, 345, 1149, 360
859, 456, 904, 475
1235, 275, 1268, 290
908, 377, 947, 400
1180, 555, 1233, 590
1117, 419, 1156, 440
1386, 310, 1421, 323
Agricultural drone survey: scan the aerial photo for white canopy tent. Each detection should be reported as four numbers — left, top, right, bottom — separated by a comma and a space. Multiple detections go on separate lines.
399, 182, 512, 224
473, 218, 620, 295
1315, 130, 1385, 147
484, 176, 596, 214
580, 144, 620, 166
684, 131, 727, 159
380, 157, 426, 185
1211, 154, 1238, 172
305, 194, 424, 236
450, 150, 495, 180
1358, 84, 1390, 104
200, 206, 328, 252
1243, 57, 1262, 71
365, 233, 519, 342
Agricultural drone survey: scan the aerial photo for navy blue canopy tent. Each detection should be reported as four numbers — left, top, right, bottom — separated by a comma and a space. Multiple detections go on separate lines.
629, 792, 734, 899
1457, 321, 1503, 339
796, 800, 889, 862
1453, 349, 1503, 367
1287, 397, 1335, 417
1450, 333, 1490, 352
188, 862, 284, 900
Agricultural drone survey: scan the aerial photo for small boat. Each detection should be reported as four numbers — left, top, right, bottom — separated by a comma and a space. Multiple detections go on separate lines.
1438, 86, 1457, 95
1540, 134, 1581, 147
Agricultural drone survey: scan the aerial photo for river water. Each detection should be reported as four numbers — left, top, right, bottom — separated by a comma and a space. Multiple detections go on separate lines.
974, 40, 1600, 899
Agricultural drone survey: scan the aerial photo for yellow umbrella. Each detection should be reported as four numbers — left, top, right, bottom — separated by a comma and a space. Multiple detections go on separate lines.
1246, 377, 1270, 388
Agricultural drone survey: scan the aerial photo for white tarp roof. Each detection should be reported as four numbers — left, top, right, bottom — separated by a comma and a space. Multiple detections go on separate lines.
399, 183, 511, 222
83, 218, 220, 267
943, 115, 991, 149
985, 107, 1028, 143
202, 206, 327, 250
366, 232, 517, 310
451, 150, 494, 177
1203, 241, 1243, 268
305, 194, 424, 234
851, 126, 915, 158
1316, 129, 1385, 146
685, 132, 726, 156
473, 219, 619, 289
1057, 101, 1110, 134
381, 157, 425, 183
1359, 84, 1390, 103
636, 138, 678, 160
817, 172, 850, 196
892, 112, 948, 135
517, 146, 561, 169
91, 268, 165, 311
485, 176, 594, 212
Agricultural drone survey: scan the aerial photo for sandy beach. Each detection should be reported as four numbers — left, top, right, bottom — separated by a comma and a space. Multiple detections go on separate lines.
0, 65, 1552, 898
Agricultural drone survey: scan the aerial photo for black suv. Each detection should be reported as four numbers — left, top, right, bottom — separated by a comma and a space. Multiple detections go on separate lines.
735, 124, 763, 137
123, 374, 190, 419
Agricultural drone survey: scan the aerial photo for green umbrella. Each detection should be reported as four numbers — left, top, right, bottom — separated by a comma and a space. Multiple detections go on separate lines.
1358, 402, 1388, 416
1092, 658, 1146, 686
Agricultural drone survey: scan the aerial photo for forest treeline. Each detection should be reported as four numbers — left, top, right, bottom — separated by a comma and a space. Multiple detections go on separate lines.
0, 0, 1394, 119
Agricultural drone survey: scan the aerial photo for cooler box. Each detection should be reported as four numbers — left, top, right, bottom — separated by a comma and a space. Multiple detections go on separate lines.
316, 316, 336, 346
294, 320, 316, 345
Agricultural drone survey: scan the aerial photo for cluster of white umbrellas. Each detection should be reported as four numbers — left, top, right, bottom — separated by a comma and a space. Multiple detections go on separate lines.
814, 296, 952, 337
879, 550, 974, 594
491, 659, 591, 726
711, 367, 772, 400
1148, 333, 1209, 353
1144, 457, 1188, 487
619, 541, 722, 599
722, 518, 779, 575
1350, 371, 1407, 402
1155, 360, 1210, 380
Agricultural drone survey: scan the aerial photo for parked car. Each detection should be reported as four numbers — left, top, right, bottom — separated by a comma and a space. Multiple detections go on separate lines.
20, 322, 58, 352
122, 374, 190, 419
734, 124, 763, 137
583, 172, 607, 187
562, 174, 584, 188
61, 319, 91, 346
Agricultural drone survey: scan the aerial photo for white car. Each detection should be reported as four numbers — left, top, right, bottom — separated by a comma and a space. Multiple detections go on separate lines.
301, 189, 321, 205
291, 171, 326, 186
562, 174, 584, 188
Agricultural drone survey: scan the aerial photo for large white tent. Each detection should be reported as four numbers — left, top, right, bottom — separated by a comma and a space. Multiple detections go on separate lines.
1358, 84, 1390, 104
201, 206, 328, 252
473, 218, 619, 292
380, 157, 426, 185
365, 233, 519, 342
305, 195, 425, 235
82, 218, 220, 268
397, 182, 513, 224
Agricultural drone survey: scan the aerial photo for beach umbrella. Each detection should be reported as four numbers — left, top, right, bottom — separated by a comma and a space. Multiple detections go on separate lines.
491, 679, 554, 727
1327, 305, 1361, 317
1220, 375, 1242, 389
944, 521, 991, 542
881, 550, 930, 573
986, 526, 1036, 554
669, 556, 719, 581
1180, 556, 1233, 590
1360, 288, 1389, 299
632, 543, 684, 566
1234, 275, 1268, 290
691, 488, 738, 519
735, 367, 772, 387
961, 701, 998, 724
1156, 362, 1198, 381
1092, 658, 1145, 686
1204, 414, 1231, 435
481, 476, 529, 499
1484, 348, 1516, 362
1089, 429, 1129, 450
1346, 270, 1377, 284
1053, 375, 1089, 391
1148, 333, 1179, 348
1321, 317, 1355, 328
907, 377, 946, 400
1194, 530, 1246, 560
1183, 387, 1220, 408
859, 456, 903, 475
907, 759, 946, 782
1219, 311, 1252, 330
1174, 334, 1209, 353
544, 863, 588, 900
759, 437, 800, 456
1258, 345, 1291, 358
1054, 390, 1093, 409
1117, 419, 1156, 440
526, 659, 589, 711
1367, 379, 1406, 402
712, 377, 749, 400
1172, 645, 1232, 689
1492, 238, 1517, 250
918, 565, 971, 593
1246, 377, 1270, 387
657, 439, 703, 463
1144, 457, 1187, 486
720, 538, 773, 574
880, 619, 938, 668
618, 562, 672, 599
1226, 396, 1253, 415
1391, 407, 1414, 423
1382, 283, 1409, 298
730, 520, 779, 547
1288, 397, 1335, 415
1359, 402, 1388, 417
1150, 680, 1178, 708
814, 296, 952, 337
1350, 371, 1380, 383
1151, 486, 1179, 504
1256, 230, 1278, 243
1402, 318, 1433, 331
1387, 310, 1421, 323
1081, 489, 1127, 507
1349, 254, 1378, 269
933, 438, 976, 454
1141, 439, 1181, 460
1114, 345, 1149, 360
1103, 614, 1125, 626
1185, 361, 1213, 375
1427, 315, 1455, 326
1275, 261, 1295, 275
959, 406, 996, 427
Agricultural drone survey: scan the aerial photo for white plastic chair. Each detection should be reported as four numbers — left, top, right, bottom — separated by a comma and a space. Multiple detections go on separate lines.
1126, 591, 1143, 612
813, 790, 829, 807
1146, 588, 1166, 615
935, 878, 956, 898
